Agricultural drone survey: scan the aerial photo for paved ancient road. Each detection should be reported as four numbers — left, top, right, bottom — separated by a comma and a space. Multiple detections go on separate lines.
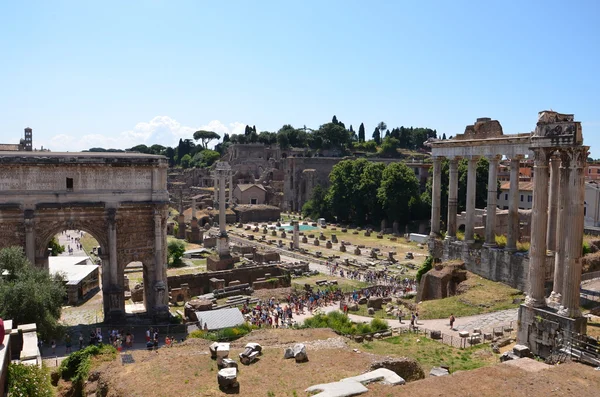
56, 230, 87, 257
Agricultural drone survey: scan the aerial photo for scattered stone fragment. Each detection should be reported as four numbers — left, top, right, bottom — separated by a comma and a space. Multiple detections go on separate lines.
341, 368, 405, 386
305, 380, 368, 397
429, 366, 450, 377
217, 367, 238, 389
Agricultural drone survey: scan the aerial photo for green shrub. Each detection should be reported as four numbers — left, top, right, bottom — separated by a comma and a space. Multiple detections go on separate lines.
416, 256, 433, 283
303, 311, 390, 335
495, 235, 507, 248
8, 363, 54, 397
58, 344, 116, 396
583, 241, 592, 255
188, 323, 255, 341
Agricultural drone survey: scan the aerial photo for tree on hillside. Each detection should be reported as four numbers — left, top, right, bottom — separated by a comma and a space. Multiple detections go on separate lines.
358, 123, 366, 142
315, 122, 351, 150
0, 247, 65, 337
377, 121, 387, 137
332, 115, 339, 124
193, 130, 221, 149
377, 162, 420, 224
128, 144, 150, 153
442, 133, 447, 140
372, 127, 381, 145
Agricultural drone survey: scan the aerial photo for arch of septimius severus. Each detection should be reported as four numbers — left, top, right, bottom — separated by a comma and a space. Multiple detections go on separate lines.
0, 151, 170, 322
428, 110, 588, 357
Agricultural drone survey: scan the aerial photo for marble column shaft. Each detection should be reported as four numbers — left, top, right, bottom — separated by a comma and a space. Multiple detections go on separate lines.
213, 177, 218, 203
430, 157, 442, 237
526, 149, 550, 308
219, 173, 227, 235
506, 157, 521, 251
446, 158, 459, 240
228, 175, 233, 204
485, 156, 500, 246
465, 157, 478, 243
547, 156, 560, 252
551, 153, 568, 302
560, 147, 588, 317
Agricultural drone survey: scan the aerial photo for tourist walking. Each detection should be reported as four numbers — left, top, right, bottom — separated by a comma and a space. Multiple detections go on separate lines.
449, 313, 455, 330
415, 311, 419, 325
398, 310, 403, 324
65, 334, 72, 354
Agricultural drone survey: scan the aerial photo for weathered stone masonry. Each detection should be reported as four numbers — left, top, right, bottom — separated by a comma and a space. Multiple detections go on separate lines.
428, 111, 588, 357
0, 151, 170, 322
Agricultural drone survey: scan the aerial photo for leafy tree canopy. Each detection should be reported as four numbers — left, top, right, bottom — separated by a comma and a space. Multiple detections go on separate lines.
0, 247, 66, 338
193, 130, 221, 149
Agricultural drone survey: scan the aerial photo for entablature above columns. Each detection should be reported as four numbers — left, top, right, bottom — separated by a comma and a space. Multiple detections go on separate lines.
431, 143, 532, 159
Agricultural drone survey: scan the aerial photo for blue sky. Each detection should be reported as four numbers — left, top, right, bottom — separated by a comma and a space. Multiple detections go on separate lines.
1, 1, 599, 156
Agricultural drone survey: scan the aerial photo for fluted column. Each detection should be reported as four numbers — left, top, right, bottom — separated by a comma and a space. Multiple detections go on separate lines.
550, 151, 568, 304
506, 156, 521, 251
464, 156, 478, 243
430, 156, 442, 237
559, 147, 588, 318
546, 155, 560, 252
446, 158, 459, 240
219, 174, 226, 234
484, 155, 500, 246
229, 175, 233, 204
525, 148, 550, 308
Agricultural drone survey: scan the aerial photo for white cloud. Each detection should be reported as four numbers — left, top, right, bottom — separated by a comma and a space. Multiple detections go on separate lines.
42, 116, 246, 152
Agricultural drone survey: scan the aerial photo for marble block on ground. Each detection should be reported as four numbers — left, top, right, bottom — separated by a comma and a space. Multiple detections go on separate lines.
305, 380, 369, 397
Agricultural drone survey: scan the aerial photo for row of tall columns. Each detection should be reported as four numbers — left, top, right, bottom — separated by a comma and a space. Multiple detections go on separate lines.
432, 154, 523, 247
526, 147, 588, 318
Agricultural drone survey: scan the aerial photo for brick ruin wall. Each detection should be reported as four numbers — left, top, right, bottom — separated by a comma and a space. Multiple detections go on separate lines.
430, 239, 553, 292
167, 263, 309, 297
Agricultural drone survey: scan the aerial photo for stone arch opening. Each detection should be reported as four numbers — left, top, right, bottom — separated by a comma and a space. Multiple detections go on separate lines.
0, 151, 170, 324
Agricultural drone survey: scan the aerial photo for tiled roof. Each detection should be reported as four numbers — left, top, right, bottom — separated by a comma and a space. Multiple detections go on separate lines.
500, 181, 534, 191
195, 308, 245, 331
236, 184, 266, 192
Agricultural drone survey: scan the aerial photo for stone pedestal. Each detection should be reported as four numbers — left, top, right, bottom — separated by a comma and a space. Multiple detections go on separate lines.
517, 304, 587, 358
207, 254, 236, 271
187, 218, 203, 244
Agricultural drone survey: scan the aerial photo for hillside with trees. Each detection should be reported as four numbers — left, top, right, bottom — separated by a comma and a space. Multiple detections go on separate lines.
85, 115, 442, 169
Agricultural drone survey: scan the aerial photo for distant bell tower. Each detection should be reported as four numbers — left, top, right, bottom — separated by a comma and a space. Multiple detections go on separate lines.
24, 127, 32, 151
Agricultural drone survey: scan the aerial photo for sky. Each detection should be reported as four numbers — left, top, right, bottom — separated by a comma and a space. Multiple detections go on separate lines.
1, 1, 599, 156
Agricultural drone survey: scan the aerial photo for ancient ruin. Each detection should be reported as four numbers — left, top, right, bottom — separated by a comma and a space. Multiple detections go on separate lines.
0, 151, 170, 322
206, 161, 238, 271
428, 111, 588, 356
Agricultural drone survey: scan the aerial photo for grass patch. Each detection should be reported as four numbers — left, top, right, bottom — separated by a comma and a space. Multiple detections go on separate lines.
408, 274, 524, 320
352, 332, 497, 373
303, 311, 389, 335
188, 323, 255, 341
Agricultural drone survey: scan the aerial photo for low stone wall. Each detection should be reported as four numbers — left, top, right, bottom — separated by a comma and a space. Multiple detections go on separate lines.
168, 263, 307, 297
430, 238, 550, 292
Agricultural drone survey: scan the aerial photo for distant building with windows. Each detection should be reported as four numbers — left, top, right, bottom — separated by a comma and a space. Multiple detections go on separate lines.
0, 128, 33, 151
497, 181, 534, 210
